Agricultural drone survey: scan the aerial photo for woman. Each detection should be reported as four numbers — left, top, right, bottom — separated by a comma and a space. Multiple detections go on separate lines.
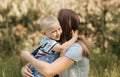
21, 9, 93, 77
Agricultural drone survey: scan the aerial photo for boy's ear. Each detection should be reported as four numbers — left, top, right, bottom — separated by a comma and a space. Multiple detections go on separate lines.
41, 31, 46, 35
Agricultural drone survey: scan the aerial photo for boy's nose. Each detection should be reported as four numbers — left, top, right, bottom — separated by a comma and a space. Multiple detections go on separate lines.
56, 31, 59, 35
57, 31, 61, 36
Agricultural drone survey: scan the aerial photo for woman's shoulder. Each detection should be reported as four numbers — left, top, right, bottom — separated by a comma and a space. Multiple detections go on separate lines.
65, 43, 83, 61
69, 43, 83, 50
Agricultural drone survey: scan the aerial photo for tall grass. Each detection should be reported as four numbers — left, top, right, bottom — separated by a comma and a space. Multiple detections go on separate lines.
0, 55, 26, 77
89, 52, 120, 77
0, 52, 119, 77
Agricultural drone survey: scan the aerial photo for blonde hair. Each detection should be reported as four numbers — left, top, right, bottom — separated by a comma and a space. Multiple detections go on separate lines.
39, 15, 59, 31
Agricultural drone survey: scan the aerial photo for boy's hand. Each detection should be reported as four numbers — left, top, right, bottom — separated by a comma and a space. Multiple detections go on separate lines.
72, 30, 78, 41
21, 51, 31, 61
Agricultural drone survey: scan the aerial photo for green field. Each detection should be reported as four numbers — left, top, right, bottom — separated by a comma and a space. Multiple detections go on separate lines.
0, 52, 119, 77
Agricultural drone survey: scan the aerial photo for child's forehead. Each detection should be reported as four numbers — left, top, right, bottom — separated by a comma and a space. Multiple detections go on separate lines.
44, 23, 60, 32
49, 22, 60, 28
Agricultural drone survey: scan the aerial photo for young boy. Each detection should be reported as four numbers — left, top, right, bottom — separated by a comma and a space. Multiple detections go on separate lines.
21, 15, 78, 77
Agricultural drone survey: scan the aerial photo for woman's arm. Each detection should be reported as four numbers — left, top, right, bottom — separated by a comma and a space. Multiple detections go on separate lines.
21, 51, 74, 77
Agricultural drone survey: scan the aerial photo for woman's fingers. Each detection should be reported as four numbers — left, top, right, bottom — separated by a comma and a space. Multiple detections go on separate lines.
25, 66, 34, 77
27, 67, 33, 74
23, 71, 33, 77
21, 66, 34, 77
22, 69, 34, 77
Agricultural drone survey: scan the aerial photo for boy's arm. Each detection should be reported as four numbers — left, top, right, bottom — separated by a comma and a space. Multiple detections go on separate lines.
53, 30, 78, 53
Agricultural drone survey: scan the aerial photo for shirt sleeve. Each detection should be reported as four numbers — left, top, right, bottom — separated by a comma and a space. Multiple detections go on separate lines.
41, 38, 57, 54
64, 43, 83, 62
31, 45, 41, 56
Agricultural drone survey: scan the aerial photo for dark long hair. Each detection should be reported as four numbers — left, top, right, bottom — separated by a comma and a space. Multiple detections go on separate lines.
58, 9, 94, 58
58, 9, 80, 43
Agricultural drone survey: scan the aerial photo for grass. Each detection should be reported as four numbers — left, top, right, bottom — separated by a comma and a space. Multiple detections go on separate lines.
0, 55, 26, 77
89, 51, 120, 77
0, 52, 120, 77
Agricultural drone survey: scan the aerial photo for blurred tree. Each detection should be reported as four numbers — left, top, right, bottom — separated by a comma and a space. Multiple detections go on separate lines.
0, 0, 120, 58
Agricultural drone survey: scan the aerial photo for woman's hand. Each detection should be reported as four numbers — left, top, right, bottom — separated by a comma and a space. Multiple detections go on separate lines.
21, 64, 34, 77
21, 51, 34, 77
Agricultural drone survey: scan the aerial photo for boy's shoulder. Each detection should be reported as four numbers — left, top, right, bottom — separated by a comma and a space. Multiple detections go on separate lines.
41, 36, 56, 43
40, 36, 57, 46
39, 37, 58, 54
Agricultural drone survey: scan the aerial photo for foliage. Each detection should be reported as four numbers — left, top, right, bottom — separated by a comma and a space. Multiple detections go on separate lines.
0, 0, 41, 58
0, 0, 120, 77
